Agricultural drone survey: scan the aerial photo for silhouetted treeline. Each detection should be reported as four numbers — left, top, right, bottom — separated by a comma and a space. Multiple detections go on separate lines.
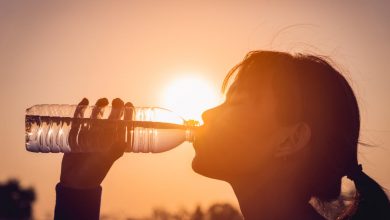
101, 203, 244, 220
0, 179, 36, 220
0, 178, 359, 220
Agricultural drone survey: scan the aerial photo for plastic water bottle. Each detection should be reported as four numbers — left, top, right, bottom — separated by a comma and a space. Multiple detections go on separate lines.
25, 104, 198, 153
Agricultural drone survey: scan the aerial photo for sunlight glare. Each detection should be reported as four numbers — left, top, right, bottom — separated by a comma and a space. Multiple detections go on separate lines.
162, 76, 221, 123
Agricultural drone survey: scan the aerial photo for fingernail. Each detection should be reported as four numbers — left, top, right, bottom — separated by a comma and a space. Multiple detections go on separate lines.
96, 98, 109, 107
80, 98, 89, 105
112, 98, 124, 107
125, 102, 134, 108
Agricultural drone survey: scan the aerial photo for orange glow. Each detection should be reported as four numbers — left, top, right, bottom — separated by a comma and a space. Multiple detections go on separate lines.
2, 1, 390, 218
162, 76, 221, 123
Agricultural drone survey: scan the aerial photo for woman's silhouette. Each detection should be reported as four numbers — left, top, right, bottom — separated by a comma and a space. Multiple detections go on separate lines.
55, 51, 390, 220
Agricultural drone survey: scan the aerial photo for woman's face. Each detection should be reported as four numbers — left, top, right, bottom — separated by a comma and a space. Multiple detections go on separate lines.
192, 79, 284, 180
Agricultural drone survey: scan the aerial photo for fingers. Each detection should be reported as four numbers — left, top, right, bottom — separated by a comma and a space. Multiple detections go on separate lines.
68, 97, 132, 155
105, 98, 127, 160
108, 98, 125, 119
124, 102, 134, 152
69, 98, 89, 151
91, 98, 109, 119
73, 98, 89, 118
124, 102, 134, 120
109, 98, 125, 150
82, 98, 109, 151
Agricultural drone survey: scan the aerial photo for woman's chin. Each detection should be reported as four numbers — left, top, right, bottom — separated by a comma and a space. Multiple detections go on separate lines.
191, 156, 227, 180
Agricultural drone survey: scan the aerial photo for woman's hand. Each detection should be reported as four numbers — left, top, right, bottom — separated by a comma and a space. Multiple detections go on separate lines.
60, 98, 133, 189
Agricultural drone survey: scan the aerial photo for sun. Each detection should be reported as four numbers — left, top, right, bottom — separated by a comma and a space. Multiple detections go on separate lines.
162, 76, 222, 123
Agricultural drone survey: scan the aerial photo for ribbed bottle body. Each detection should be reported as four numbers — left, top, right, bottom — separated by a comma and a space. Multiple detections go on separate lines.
25, 105, 196, 153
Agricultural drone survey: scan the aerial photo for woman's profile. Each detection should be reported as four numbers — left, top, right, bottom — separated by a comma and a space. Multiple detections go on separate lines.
54, 50, 390, 220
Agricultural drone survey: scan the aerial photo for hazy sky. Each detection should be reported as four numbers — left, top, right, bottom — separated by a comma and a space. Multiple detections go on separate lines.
1, 1, 390, 218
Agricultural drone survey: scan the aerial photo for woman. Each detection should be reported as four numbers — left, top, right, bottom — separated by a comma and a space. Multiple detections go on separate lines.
55, 51, 390, 219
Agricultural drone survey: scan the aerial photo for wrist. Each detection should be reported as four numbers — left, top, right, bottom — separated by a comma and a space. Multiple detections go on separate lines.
60, 178, 101, 189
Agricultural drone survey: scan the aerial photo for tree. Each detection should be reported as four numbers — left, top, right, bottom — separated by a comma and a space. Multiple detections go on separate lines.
0, 179, 36, 220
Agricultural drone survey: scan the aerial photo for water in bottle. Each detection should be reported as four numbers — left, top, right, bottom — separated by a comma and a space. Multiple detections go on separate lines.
25, 105, 198, 153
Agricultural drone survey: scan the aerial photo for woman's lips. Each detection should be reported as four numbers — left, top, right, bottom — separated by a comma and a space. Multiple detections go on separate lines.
192, 125, 205, 151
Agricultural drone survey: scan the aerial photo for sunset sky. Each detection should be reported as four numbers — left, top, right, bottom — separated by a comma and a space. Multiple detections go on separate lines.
1, 1, 390, 218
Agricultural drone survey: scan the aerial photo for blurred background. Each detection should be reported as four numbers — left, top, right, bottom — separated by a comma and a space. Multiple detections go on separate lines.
1, 0, 389, 219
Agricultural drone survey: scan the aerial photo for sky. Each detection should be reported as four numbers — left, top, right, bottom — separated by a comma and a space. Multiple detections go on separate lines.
1, 0, 390, 218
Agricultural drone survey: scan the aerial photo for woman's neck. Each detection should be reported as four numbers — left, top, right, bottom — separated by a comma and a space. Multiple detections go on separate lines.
229, 172, 324, 220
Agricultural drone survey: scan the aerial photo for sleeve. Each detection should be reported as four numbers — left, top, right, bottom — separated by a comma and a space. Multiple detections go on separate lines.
54, 183, 102, 220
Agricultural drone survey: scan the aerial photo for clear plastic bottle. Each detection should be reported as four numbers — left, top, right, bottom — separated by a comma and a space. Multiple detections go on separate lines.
25, 104, 198, 153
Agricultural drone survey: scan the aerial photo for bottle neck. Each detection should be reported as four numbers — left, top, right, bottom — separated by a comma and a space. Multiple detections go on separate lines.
184, 120, 199, 143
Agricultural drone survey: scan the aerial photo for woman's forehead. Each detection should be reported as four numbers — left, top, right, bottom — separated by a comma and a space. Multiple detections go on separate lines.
226, 75, 273, 99
226, 81, 276, 107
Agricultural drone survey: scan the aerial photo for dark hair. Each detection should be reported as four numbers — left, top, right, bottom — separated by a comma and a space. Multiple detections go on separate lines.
223, 51, 390, 219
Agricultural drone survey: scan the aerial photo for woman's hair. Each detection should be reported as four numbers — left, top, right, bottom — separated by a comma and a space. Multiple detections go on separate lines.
223, 51, 390, 219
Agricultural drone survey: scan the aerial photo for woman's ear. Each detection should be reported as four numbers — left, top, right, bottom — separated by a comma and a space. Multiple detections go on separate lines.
273, 122, 311, 158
